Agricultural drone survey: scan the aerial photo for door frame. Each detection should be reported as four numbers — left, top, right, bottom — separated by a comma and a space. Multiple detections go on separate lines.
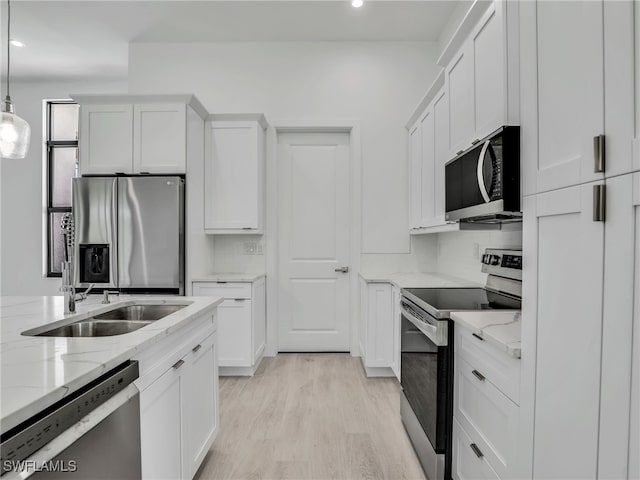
265, 119, 362, 356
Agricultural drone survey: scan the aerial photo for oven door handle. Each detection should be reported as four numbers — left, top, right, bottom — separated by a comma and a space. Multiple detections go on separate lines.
401, 303, 448, 347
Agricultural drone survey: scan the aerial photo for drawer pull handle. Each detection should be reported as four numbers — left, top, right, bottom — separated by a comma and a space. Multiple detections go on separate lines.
472, 333, 484, 341
472, 369, 486, 381
456, 150, 464, 155
172, 359, 185, 370
234, 298, 246, 302
470, 443, 484, 458
192, 344, 202, 353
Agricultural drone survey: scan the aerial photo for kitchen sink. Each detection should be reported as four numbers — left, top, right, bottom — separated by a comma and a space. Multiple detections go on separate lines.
92, 304, 187, 321
34, 320, 152, 337
24, 303, 189, 337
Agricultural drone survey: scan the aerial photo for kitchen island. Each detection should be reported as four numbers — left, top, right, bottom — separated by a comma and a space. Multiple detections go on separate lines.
0, 295, 223, 479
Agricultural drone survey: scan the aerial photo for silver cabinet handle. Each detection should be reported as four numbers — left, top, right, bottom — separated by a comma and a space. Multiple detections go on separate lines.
472, 333, 484, 341
593, 134, 605, 173
471, 138, 481, 145
334, 267, 349, 273
593, 184, 606, 222
172, 359, 185, 370
470, 443, 484, 458
234, 298, 246, 302
192, 344, 202, 353
472, 369, 486, 381
456, 149, 464, 155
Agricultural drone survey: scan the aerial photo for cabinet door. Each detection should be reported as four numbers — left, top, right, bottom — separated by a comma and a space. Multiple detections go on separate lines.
183, 332, 218, 479
365, 283, 393, 368
636, 5, 640, 173
598, 173, 638, 478
217, 299, 252, 367
140, 365, 184, 480
359, 277, 368, 358
629, 172, 640, 479
79, 104, 133, 174
447, 43, 474, 157
409, 122, 422, 229
472, 1, 505, 140
133, 104, 186, 174
522, 182, 604, 479
433, 88, 449, 225
420, 108, 435, 227
532, 1, 604, 192
391, 286, 401, 381
452, 418, 500, 480
205, 121, 262, 231
252, 278, 266, 363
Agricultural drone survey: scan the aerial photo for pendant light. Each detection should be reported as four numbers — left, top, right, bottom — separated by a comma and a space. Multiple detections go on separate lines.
0, 0, 30, 159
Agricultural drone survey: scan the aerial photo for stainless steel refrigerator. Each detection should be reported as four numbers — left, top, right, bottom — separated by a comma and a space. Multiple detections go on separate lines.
72, 176, 185, 294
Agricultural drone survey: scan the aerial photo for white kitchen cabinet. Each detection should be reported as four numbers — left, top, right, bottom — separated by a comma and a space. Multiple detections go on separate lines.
445, 1, 518, 158
452, 418, 500, 480
522, 182, 605, 479
359, 281, 394, 377
432, 88, 449, 225
204, 114, 267, 234
447, 44, 474, 157
409, 121, 422, 230
79, 104, 133, 174
453, 324, 521, 480
391, 285, 401, 381
419, 109, 435, 227
183, 332, 218, 479
520, 0, 636, 195
630, 173, 640, 480
140, 364, 184, 480
74, 94, 207, 176
137, 309, 218, 480
133, 103, 187, 174
192, 277, 266, 375
635, 5, 640, 174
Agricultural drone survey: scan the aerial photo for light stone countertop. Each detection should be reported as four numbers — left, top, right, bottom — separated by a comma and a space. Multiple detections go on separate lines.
449, 310, 522, 358
358, 271, 480, 289
191, 272, 266, 283
0, 295, 223, 434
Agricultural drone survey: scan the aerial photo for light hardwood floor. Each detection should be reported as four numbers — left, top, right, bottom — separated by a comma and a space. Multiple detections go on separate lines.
196, 353, 426, 480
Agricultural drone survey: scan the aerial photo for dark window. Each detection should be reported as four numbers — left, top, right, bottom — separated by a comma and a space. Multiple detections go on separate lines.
46, 101, 79, 277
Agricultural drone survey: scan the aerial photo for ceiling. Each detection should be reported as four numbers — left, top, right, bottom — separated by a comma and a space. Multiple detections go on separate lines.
4, 0, 460, 81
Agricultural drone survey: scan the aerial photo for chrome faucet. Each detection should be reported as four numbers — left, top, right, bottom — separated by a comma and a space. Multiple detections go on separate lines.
61, 261, 95, 314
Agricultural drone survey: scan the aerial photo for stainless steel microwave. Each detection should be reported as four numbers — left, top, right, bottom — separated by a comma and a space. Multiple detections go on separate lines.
445, 126, 520, 223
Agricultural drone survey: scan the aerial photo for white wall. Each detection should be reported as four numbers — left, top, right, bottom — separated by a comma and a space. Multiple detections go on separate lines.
128, 41, 439, 273
429, 228, 522, 284
0, 79, 127, 295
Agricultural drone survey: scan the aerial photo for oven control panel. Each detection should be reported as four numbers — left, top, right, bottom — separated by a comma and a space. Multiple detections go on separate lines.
481, 248, 522, 280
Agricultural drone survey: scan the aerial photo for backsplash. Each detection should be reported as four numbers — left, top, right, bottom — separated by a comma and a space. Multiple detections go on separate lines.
434, 228, 522, 284
209, 235, 267, 273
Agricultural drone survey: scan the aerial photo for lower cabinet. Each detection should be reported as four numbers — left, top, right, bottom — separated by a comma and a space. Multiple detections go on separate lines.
137, 312, 219, 480
391, 285, 401, 381
452, 324, 520, 480
192, 278, 266, 376
359, 279, 396, 378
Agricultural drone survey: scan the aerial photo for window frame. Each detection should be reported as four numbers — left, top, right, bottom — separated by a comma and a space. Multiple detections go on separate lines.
44, 100, 78, 278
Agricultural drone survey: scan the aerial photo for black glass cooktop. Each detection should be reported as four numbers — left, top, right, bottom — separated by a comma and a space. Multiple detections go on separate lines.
403, 287, 520, 317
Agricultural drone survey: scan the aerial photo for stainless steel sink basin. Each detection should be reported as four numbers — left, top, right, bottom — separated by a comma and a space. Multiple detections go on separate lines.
93, 304, 187, 321
35, 320, 152, 337
25, 303, 189, 337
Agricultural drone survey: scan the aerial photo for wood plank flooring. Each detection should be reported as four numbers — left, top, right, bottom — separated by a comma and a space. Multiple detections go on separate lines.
196, 353, 426, 480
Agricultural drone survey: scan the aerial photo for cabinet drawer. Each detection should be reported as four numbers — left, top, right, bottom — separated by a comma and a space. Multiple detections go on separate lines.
452, 417, 500, 480
193, 282, 252, 299
455, 325, 520, 403
454, 356, 519, 479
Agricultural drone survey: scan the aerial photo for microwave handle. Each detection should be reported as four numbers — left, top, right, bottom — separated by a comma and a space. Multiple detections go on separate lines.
476, 140, 492, 203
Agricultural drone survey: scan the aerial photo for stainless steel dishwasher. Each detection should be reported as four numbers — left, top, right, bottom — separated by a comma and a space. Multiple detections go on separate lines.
1, 360, 141, 479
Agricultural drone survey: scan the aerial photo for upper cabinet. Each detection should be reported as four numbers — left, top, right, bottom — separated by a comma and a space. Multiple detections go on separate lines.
445, 0, 518, 158
204, 114, 267, 234
520, 0, 637, 195
406, 0, 517, 233
73, 94, 208, 175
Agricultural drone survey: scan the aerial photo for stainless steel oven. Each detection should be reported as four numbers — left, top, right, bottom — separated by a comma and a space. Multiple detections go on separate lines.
400, 299, 453, 480
399, 248, 523, 480
445, 126, 520, 223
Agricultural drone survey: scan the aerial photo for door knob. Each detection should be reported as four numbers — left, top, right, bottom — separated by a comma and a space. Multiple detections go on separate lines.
334, 266, 349, 273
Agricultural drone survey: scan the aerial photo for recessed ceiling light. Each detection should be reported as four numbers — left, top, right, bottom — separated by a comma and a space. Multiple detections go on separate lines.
10, 39, 25, 47
352, 0, 363, 8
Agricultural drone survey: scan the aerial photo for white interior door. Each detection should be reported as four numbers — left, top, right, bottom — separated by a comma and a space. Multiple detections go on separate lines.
277, 131, 350, 351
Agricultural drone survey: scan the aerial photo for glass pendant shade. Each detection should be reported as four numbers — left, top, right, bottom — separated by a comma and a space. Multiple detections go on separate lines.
0, 99, 31, 159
